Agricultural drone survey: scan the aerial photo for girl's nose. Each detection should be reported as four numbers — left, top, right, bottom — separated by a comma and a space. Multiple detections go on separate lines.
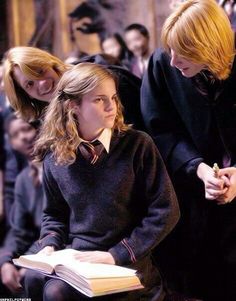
105, 98, 116, 111
18, 131, 27, 141
37, 79, 51, 93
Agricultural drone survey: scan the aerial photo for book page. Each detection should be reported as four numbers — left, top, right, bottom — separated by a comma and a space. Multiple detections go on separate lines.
58, 261, 137, 279
40, 248, 79, 266
13, 249, 79, 274
14, 248, 138, 279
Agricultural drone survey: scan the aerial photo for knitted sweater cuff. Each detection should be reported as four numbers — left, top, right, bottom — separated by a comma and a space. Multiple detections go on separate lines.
37, 233, 63, 251
109, 239, 137, 266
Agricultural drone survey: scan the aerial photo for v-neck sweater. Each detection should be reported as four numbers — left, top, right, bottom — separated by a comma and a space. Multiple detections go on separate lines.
38, 129, 179, 266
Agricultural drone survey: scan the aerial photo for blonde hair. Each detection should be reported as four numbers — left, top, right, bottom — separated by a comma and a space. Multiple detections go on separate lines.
161, 0, 235, 80
3, 46, 69, 121
35, 62, 129, 165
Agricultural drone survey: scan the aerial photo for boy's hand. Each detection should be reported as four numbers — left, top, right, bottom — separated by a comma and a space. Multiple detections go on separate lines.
197, 163, 228, 203
217, 167, 236, 204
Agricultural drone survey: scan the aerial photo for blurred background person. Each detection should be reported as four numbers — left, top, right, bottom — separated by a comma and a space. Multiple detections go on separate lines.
220, 0, 236, 31
101, 32, 134, 71
124, 23, 151, 78
0, 65, 6, 229
168, 0, 184, 10
0, 61, 17, 246
0, 113, 43, 298
64, 49, 88, 65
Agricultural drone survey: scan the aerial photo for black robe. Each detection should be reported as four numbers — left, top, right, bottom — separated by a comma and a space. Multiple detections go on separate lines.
141, 48, 236, 301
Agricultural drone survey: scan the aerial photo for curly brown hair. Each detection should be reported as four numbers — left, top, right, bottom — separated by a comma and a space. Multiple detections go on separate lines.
35, 62, 129, 165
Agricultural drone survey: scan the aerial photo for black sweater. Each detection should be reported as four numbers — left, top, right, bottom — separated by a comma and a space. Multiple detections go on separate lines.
38, 129, 179, 266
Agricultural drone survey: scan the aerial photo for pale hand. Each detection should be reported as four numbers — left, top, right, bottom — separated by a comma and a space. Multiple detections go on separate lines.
197, 163, 228, 204
74, 251, 115, 265
217, 167, 236, 204
0, 263, 22, 293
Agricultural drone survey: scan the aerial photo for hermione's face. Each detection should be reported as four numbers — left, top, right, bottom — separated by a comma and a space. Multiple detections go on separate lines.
13, 66, 60, 102
72, 78, 118, 141
170, 49, 205, 78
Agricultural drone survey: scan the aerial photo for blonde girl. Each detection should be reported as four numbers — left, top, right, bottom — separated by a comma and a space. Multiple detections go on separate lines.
3, 46, 69, 122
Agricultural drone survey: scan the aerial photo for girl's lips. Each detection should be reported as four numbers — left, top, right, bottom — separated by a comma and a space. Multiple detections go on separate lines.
106, 114, 116, 119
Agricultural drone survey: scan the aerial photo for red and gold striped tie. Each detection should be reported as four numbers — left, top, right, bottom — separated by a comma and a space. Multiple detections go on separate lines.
79, 141, 104, 164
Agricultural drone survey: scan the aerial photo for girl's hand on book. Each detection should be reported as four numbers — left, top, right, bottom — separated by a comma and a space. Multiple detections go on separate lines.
38, 245, 55, 255
74, 251, 115, 265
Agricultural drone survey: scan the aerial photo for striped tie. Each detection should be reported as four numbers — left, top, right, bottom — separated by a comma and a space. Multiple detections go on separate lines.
79, 140, 103, 164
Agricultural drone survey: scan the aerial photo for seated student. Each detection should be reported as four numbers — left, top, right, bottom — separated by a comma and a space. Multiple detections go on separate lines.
0, 65, 13, 243
0, 113, 4, 225
0, 114, 44, 297
3, 46, 145, 130
0, 65, 6, 190
3, 114, 28, 232
22, 62, 180, 301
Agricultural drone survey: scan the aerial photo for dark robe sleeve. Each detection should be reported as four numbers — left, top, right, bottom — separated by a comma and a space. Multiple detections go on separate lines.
141, 49, 203, 176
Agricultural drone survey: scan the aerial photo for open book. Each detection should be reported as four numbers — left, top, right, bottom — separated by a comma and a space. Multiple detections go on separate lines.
13, 249, 144, 297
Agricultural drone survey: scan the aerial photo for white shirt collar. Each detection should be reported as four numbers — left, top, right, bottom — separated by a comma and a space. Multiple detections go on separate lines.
78, 128, 112, 153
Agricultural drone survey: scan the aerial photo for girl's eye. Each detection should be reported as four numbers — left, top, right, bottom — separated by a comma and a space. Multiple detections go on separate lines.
22, 125, 32, 132
94, 97, 104, 102
38, 69, 44, 75
26, 81, 34, 89
112, 94, 119, 101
